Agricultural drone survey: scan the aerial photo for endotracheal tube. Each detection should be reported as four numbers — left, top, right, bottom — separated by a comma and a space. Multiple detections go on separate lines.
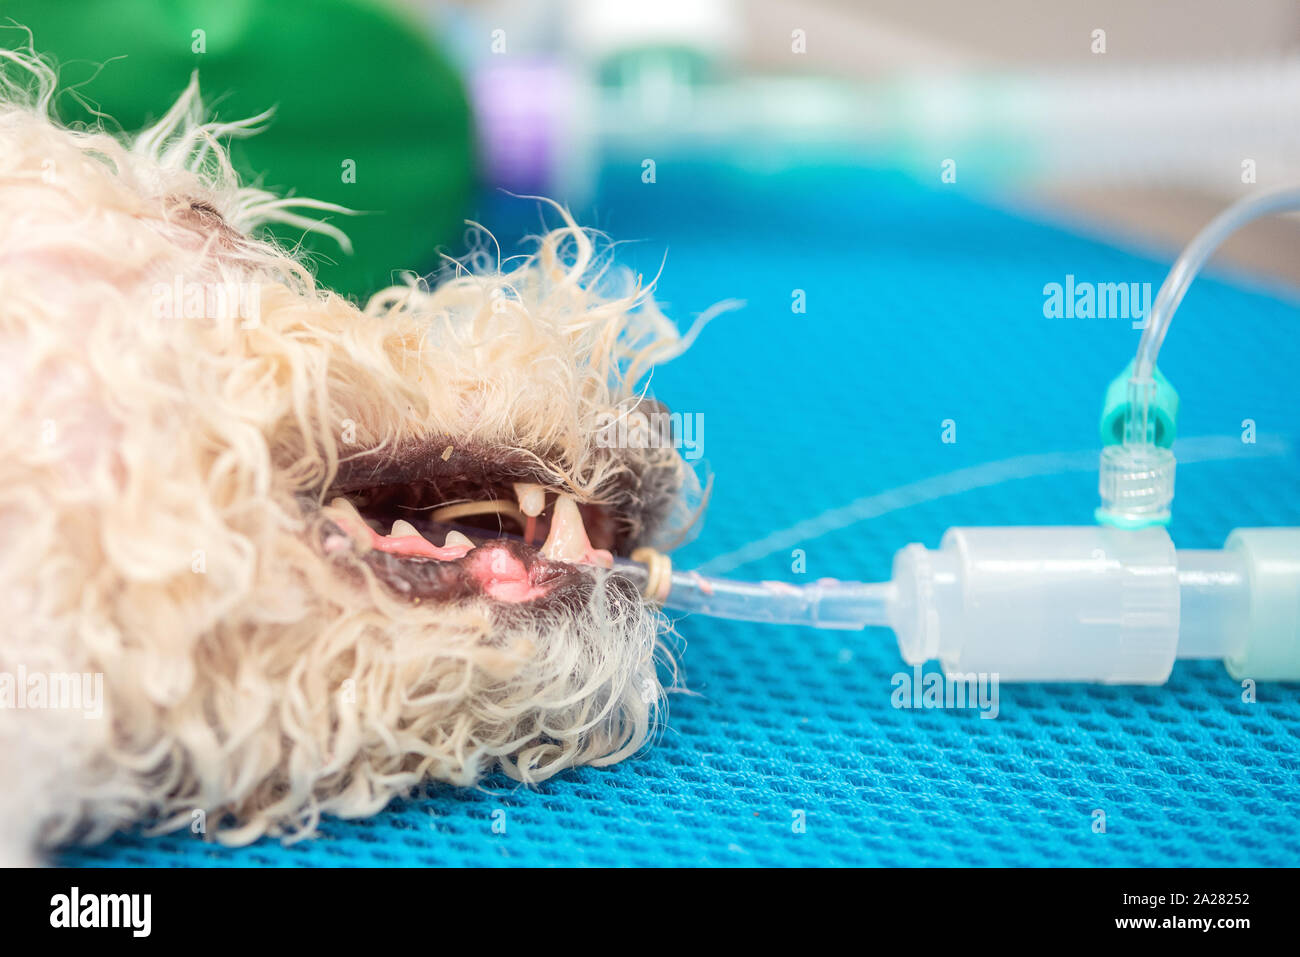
619, 188, 1300, 685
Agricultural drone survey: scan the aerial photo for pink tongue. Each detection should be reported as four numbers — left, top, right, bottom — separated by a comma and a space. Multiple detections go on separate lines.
470, 548, 547, 603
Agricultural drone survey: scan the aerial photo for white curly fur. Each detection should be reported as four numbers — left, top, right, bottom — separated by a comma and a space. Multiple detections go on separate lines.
0, 50, 714, 861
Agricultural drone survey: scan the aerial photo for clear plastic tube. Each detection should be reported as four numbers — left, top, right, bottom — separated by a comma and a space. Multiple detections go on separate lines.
661, 570, 894, 631
1127, 186, 1300, 441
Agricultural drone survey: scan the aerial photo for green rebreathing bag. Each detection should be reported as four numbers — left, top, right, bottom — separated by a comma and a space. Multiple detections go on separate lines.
3, 0, 477, 298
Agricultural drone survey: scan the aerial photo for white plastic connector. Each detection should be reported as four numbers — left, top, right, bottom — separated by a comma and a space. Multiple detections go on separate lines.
891, 526, 1181, 683
1223, 528, 1300, 681
881, 526, 1300, 684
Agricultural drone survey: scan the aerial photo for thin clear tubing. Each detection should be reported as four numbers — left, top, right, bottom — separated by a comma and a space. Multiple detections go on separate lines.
661, 570, 894, 631
1127, 186, 1300, 444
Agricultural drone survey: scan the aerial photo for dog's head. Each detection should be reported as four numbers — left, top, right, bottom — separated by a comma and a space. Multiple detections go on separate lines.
0, 53, 711, 846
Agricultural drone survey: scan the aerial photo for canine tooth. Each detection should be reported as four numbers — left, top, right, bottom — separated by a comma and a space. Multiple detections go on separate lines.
327, 498, 371, 553
390, 519, 421, 538
513, 482, 546, 518
443, 530, 474, 548
540, 494, 593, 564
330, 496, 361, 518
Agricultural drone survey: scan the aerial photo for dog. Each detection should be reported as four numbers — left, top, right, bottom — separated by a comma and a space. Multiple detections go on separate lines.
0, 49, 715, 862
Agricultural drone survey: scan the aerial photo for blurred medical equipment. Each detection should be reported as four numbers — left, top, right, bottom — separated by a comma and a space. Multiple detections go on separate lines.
468, 0, 1300, 204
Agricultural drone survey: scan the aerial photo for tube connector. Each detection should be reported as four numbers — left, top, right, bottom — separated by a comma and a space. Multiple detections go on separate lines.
883, 526, 1300, 684
891, 526, 1182, 683
1096, 187, 1300, 529
1097, 442, 1176, 528
1096, 362, 1179, 528
1099, 360, 1179, 448
1224, 528, 1300, 681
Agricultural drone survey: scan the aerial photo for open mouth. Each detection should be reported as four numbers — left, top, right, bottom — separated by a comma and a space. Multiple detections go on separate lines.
316, 441, 638, 607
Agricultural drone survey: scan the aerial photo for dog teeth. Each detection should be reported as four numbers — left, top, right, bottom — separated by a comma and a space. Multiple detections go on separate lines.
330, 496, 361, 518
513, 482, 546, 518
390, 519, 421, 538
327, 497, 372, 553
540, 493, 594, 564
443, 530, 474, 548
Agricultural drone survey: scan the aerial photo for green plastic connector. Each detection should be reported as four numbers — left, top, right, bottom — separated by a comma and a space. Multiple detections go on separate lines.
1099, 360, 1180, 448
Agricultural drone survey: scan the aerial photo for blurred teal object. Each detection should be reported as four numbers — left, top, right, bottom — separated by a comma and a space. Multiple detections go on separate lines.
2, 0, 476, 298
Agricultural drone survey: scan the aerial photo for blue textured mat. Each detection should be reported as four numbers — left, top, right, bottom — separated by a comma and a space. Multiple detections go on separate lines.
60, 159, 1300, 867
